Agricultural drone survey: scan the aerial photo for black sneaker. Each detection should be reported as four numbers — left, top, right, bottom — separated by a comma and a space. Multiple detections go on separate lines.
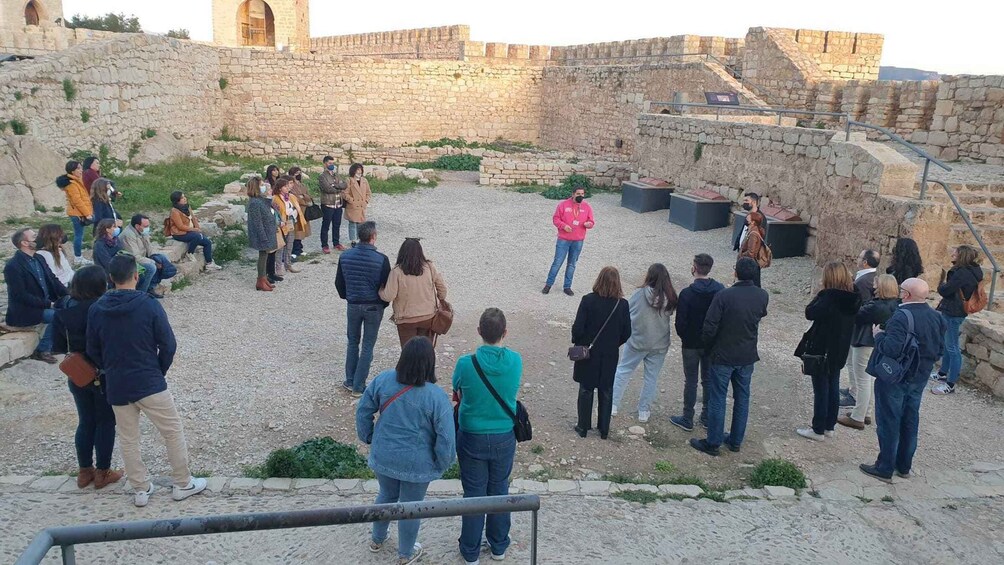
563, 288, 575, 296
723, 433, 741, 453
541, 285, 551, 295
929, 371, 947, 382
669, 416, 694, 432
859, 463, 893, 484
689, 438, 720, 456
839, 390, 856, 408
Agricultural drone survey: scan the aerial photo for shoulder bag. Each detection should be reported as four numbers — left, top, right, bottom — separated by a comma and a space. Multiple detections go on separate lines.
379, 385, 413, 414
304, 204, 323, 222
568, 300, 620, 362
427, 264, 453, 335
58, 329, 98, 388
794, 324, 826, 376
866, 309, 920, 385
471, 355, 532, 442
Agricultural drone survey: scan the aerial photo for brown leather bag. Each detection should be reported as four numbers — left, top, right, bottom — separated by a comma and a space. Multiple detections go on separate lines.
60, 352, 98, 388
427, 264, 453, 335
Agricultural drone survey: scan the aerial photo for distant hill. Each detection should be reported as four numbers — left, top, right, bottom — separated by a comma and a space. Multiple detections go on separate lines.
879, 66, 940, 81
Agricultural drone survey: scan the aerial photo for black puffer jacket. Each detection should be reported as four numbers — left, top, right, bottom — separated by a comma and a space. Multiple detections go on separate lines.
851, 297, 900, 347
805, 288, 861, 372
937, 264, 983, 318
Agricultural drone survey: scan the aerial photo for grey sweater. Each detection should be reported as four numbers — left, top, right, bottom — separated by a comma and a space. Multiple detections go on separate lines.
626, 287, 674, 352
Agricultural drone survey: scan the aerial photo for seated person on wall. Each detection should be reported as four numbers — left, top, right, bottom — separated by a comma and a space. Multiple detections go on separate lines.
3, 228, 68, 364
121, 214, 177, 299
92, 219, 156, 293
167, 191, 222, 271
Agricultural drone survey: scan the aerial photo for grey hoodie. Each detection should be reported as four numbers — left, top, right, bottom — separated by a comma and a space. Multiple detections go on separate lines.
626, 287, 674, 352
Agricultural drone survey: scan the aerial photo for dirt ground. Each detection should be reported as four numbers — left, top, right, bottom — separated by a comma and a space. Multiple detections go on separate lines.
2, 172, 1003, 489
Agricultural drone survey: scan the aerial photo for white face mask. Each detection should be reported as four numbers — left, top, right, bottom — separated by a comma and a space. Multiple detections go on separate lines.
260, 186, 268, 195
142, 226, 151, 236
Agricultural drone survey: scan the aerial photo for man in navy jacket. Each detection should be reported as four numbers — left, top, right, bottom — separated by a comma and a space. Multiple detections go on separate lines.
335, 221, 391, 396
86, 254, 205, 507
860, 277, 946, 483
4, 228, 67, 363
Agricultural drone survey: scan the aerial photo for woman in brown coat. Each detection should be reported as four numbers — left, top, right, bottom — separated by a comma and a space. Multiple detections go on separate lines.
287, 166, 313, 258
168, 191, 221, 270
379, 238, 448, 347
344, 163, 372, 248
738, 211, 766, 287
271, 176, 308, 275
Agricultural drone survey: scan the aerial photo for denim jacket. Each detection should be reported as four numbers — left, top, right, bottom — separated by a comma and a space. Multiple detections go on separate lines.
356, 369, 456, 483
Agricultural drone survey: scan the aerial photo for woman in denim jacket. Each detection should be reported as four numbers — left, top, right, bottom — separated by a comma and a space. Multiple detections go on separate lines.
356, 337, 456, 565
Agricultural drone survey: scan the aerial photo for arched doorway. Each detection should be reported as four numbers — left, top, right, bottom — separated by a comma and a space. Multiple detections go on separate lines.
24, 1, 41, 26
237, 0, 275, 47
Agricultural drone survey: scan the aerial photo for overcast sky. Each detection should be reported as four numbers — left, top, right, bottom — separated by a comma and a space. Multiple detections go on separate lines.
62, 0, 1000, 75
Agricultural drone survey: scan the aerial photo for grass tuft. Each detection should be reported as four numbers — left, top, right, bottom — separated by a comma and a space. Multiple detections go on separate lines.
245, 437, 373, 480
749, 459, 806, 490
170, 277, 192, 292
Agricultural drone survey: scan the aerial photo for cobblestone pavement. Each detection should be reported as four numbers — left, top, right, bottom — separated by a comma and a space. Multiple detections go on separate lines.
2, 488, 1003, 564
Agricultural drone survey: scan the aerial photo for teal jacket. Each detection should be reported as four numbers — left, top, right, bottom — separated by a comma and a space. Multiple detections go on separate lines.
453, 345, 523, 434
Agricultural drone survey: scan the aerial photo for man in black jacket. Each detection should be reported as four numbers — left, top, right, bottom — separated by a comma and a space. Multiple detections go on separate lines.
860, 278, 946, 482
670, 254, 724, 432
3, 228, 67, 364
691, 257, 769, 456
335, 221, 391, 396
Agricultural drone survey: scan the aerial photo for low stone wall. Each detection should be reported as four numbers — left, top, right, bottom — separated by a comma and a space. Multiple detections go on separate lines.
479, 155, 632, 187
961, 313, 1004, 398
207, 140, 514, 167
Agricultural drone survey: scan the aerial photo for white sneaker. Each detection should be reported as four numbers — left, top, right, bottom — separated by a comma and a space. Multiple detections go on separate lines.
172, 477, 207, 501
74, 256, 93, 266
205, 261, 222, 271
398, 543, 423, 565
611, 405, 618, 417
491, 551, 506, 561
134, 483, 154, 507
824, 430, 835, 438
637, 411, 650, 423
796, 428, 825, 441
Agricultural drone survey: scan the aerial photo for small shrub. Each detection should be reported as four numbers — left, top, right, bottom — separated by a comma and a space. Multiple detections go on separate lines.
142, 128, 157, 139
693, 141, 704, 162
540, 173, 597, 200
212, 227, 249, 264
601, 473, 637, 484
14, 91, 23, 101
62, 78, 77, 102
52, 206, 64, 213
881, 495, 894, 503
857, 496, 873, 503
30, 87, 39, 95
192, 469, 212, 478
250, 437, 372, 480
698, 491, 728, 503
34, 205, 48, 213
369, 174, 433, 195
530, 445, 545, 455
166, 29, 190, 39
80, 109, 91, 123
749, 459, 806, 490
405, 161, 437, 169
170, 277, 192, 292
218, 77, 228, 90
128, 141, 141, 163
654, 461, 676, 475
10, 119, 28, 135
407, 154, 481, 171
215, 126, 250, 142
815, 121, 827, 129
442, 462, 461, 480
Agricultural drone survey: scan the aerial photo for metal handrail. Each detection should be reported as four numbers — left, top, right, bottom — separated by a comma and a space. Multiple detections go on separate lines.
929, 179, 1000, 304
844, 120, 951, 198
16, 495, 541, 565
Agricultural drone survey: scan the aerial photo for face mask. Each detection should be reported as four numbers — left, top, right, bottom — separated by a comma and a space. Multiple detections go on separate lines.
142, 227, 151, 236
108, 187, 115, 197
742, 203, 752, 211
326, 165, 335, 172
574, 196, 584, 203
61, 235, 69, 245
112, 227, 121, 238
260, 185, 269, 195
295, 174, 302, 182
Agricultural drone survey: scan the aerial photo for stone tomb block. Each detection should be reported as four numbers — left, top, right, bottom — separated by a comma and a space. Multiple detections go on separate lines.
669, 192, 731, 231
731, 211, 809, 259
620, 180, 675, 213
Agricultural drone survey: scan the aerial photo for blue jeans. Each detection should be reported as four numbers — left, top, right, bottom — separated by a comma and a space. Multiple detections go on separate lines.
70, 216, 85, 258
37, 308, 56, 353
706, 364, 754, 448
612, 344, 667, 414
545, 238, 583, 289
873, 377, 927, 476
345, 303, 385, 392
68, 380, 116, 469
148, 254, 177, 288
135, 257, 157, 293
457, 430, 516, 562
940, 313, 965, 384
347, 221, 359, 242
320, 206, 343, 247
173, 232, 213, 263
371, 473, 430, 559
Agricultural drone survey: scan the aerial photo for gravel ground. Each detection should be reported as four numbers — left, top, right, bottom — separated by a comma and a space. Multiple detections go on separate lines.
2, 172, 1003, 487
2, 492, 1002, 564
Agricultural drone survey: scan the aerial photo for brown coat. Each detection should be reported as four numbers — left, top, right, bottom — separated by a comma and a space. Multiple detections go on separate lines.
289, 180, 313, 239
168, 207, 201, 236
379, 262, 447, 325
272, 194, 308, 238
739, 223, 765, 262
344, 177, 371, 223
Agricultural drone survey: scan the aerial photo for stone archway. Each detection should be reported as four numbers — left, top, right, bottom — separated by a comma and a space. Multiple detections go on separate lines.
24, 1, 42, 26
237, 0, 276, 47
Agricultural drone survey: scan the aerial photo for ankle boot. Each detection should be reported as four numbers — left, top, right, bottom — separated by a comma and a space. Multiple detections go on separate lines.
77, 467, 95, 488
94, 468, 123, 489
256, 276, 273, 292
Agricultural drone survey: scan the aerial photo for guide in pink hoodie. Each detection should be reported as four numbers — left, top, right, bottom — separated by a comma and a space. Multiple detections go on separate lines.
544, 188, 595, 295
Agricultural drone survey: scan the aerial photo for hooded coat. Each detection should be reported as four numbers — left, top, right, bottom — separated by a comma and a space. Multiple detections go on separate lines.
57, 173, 93, 218
86, 290, 177, 406
804, 288, 862, 372
625, 287, 674, 352
937, 264, 984, 318
675, 278, 725, 349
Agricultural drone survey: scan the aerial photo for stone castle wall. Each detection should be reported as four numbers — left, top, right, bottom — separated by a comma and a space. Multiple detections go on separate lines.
549, 35, 745, 67
769, 28, 882, 81
0, 34, 223, 160
961, 314, 1004, 398
0, 25, 116, 56
310, 25, 469, 59
0, 0, 62, 29
479, 154, 632, 187
212, 0, 310, 52
916, 75, 1004, 164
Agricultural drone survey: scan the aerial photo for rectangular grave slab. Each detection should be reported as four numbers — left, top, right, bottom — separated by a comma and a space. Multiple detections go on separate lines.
669, 193, 731, 231
731, 211, 809, 259
621, 181, 675, 213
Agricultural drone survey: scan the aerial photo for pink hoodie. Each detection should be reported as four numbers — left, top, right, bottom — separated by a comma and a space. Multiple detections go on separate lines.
552, 197, 595, 241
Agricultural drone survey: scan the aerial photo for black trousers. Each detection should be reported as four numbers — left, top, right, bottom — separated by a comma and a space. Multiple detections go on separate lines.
266, 252, 277, 279
811, 367, 841, 434
577, 385, 613, 437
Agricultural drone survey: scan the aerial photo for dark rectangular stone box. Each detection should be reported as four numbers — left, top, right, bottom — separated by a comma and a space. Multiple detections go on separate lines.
731, 211, 809, 259
669, 193, 732, 231
620, 181, 675, 213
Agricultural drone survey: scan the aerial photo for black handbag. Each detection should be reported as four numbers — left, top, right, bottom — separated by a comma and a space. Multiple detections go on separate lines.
304, 204, 323, 222
568, 300, 620, 362
794, 325, 827, 376
471, 355, 532, 442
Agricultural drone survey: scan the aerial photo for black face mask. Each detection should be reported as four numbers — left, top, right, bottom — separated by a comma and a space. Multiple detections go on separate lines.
295, 174, 302, 182
574, 196, 584, 203
61, 235, 69, 245
742, 203, 752, 211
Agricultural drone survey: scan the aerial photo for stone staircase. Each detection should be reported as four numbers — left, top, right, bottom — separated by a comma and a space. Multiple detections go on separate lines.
926, 181, 1004, 298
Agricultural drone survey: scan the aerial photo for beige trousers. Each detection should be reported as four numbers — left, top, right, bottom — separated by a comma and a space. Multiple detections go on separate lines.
848, 346, 875, 422
112, 390, 192, 490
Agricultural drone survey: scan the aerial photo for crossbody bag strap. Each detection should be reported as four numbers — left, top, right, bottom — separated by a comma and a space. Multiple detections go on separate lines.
589, 300, 620, 349
379, 385, 413, 414
471, 354, 517, 424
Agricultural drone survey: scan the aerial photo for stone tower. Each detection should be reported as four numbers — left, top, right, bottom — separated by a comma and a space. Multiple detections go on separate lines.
212, 0, 310, 52
0, 0, 63, 28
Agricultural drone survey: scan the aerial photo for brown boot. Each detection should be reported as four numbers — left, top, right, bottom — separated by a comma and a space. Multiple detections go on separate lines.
93, 468, 123, 489
837, 415, 865, 430
77, 467, 95, 488
255, 277, 273, 292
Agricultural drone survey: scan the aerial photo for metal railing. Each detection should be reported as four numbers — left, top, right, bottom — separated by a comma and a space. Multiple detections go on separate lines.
646, 101, 999, 303
16, 495, 541, 565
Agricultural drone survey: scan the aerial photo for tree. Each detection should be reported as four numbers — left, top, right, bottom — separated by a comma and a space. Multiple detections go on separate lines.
167, 29, 190, 40
67, 13, 142, 33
